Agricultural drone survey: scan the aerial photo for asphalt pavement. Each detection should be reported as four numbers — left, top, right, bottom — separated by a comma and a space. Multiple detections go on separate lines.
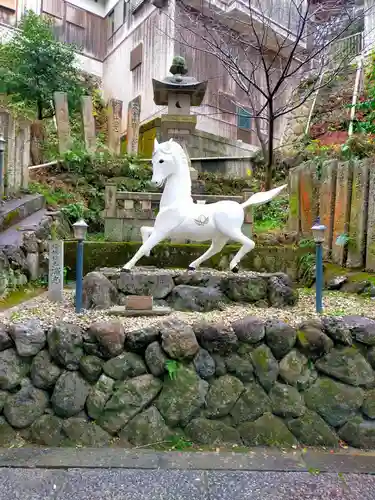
1, 448, 375, 500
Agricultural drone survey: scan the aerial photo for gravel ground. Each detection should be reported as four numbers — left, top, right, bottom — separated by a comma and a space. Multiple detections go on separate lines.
1, 289, 374, 331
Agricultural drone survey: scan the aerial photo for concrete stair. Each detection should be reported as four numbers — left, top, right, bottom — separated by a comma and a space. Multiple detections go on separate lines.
0, 195, 46, 247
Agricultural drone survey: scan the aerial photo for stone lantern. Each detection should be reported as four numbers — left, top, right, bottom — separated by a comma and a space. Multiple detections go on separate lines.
152, 56, 208, 180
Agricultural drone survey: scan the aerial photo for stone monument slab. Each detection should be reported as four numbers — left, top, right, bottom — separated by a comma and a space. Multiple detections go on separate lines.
48, 240, 64, 302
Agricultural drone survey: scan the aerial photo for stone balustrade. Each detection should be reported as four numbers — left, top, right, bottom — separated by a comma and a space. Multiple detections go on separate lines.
104, 183, 253, 242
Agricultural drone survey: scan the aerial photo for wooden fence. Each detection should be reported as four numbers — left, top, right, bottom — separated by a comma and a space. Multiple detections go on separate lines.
104, 183, 253, 242
288, 158, 375, 270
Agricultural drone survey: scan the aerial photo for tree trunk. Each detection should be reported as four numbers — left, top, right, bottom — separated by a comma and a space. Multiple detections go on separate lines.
265, 116, 274, 190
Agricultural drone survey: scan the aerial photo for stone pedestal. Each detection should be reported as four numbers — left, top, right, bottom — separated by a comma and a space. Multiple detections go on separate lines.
160, 114, 198, 180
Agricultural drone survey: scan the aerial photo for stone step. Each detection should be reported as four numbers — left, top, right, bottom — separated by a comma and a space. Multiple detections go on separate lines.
0, 194, 45, 233
0, 208, 47, 247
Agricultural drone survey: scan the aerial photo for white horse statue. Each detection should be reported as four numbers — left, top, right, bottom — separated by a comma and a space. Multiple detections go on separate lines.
122, 138, 286, 272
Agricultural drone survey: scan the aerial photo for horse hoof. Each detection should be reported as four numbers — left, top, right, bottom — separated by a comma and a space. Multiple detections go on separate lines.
187, 266, 196, 271
121, 267, 131, 273
231, 266, 239, 273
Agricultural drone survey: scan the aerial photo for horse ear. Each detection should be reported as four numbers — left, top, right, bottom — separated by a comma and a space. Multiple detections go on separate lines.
169, 138, 173, 143
154, 138, 159, 148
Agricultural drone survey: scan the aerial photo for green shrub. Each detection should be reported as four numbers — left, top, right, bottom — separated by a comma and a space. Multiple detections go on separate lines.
63, 241, 307, 280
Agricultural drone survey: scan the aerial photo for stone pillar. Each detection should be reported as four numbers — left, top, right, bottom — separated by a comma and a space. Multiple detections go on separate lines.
48, 240, 64, 302
14, 127, 24, 193
107, 98, 123, 155
104, 183, 123, 241
5, 115, 16, 196
366, 164, 375, 271
54, 92, 71, 154
288, 165, 301, 234
347, 159, 369, 268
81, 96, 96, 153
126, 96, 141, 155
319, 160, 337, 257
299, 162, 319, 237
22, 124, 31, 190
332, 161, 353, 266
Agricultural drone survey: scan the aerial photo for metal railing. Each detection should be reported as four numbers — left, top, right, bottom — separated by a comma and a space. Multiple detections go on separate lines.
328, 31, 364, 67
233, 0, 306, 36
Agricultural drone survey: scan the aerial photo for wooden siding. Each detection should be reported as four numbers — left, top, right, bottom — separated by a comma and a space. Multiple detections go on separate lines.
0, 4, 16, 26
41, 0, 106, 60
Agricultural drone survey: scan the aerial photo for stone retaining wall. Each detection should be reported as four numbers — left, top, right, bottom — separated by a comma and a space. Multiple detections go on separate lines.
82, 268, 298, 311
1, 314, 375, 448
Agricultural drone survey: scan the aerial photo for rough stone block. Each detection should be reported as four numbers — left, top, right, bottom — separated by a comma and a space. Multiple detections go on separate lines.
366, 165, 375, 271
347, 159, 369, 268
332, 161, 353, 265
299, 162, 319, 237
319, 160, 337, 257
288, 165, 301, 233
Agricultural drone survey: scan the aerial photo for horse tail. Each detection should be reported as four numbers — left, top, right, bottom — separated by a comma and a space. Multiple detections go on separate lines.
241, 184, 287, 209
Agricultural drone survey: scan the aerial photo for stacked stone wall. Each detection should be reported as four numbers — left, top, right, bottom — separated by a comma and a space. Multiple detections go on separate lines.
1, 313, 375, 449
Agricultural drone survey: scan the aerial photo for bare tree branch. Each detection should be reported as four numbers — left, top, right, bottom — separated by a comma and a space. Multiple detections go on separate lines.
156, 0, 373, 187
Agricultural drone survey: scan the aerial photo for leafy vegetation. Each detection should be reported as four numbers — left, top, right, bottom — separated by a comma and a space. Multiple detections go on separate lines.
352, 51, 375, 135
165, 360, 179, 380
0, 11, 84, 121
253, 196, 289, 233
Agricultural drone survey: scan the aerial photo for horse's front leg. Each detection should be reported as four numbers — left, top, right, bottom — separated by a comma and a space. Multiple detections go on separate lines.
140, 226, 153, 257
122, 208, 185, 271
122, 230, 167, 271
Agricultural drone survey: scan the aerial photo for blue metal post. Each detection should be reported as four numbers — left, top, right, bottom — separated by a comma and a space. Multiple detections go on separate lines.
316, 241, 323, 314
75, 239, 84, 313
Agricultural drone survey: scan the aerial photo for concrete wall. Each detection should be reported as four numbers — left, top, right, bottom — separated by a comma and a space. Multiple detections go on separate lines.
102, 2, 175, 134
189, 129, 258, 158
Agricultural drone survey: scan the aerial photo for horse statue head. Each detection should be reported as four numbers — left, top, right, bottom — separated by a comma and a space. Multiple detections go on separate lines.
151, 138, 186, 187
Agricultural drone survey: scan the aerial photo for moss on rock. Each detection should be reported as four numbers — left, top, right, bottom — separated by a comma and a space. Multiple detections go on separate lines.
287, 410, 339, 447
230, 382, 271, 425
185, 418, 241, 446
120, 406, 170, 446
155, 365, 208, 427
269, 382, 305, 418
239, 413, 297, 447
251, 345, 279, 392
315, 347, 374, 387
205, 375, 244, 418
304, 377, 364, 427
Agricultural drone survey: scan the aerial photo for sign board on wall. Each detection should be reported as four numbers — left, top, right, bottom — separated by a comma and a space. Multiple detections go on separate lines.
127, 95, 141, 154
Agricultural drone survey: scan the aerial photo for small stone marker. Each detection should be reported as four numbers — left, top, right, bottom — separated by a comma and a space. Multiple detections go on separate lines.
125, 295, 153, 310
48, 240, 64, 302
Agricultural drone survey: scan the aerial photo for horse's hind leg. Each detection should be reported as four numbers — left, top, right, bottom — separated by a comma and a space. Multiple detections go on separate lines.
140, 226, 153, 257
214, 210, 255, 271
216, 227, 255, 271
188, 235, 228, 270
